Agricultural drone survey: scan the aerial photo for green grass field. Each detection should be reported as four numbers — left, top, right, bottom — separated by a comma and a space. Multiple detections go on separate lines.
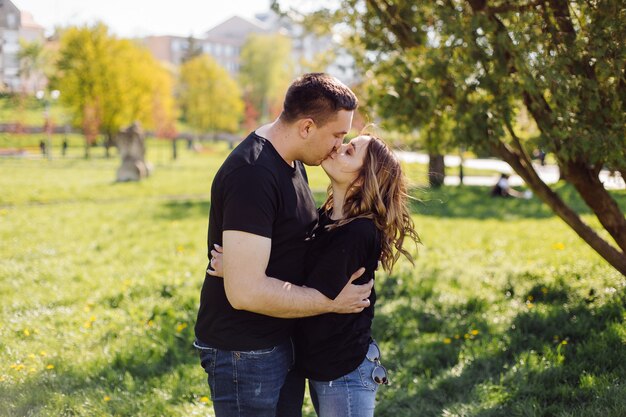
1, 138, 625, 416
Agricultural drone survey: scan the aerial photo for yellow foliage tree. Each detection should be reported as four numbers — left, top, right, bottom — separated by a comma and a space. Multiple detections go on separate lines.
54, 23, 177, 155
239, 33, 293, 122
178, 55, 243, 134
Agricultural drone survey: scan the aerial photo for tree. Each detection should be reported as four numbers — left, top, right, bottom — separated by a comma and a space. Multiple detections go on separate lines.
181, 35, 203, 63
277, 1, 626, 274
275, 3, 455, 187
54, 23, 177, 157
239, 33, 294, 122
17, 40, 50, 93
54, 24, 109, 157
361, 51, 457, 186
178, 54, 243, 134
15, 40, 48, 130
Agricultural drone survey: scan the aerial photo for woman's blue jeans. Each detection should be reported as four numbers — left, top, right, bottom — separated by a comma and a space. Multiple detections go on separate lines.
309, 356, 379, 417
194, 339, 302, 417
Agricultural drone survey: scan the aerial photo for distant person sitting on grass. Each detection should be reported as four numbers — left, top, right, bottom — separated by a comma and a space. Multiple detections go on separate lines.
491, 173, 530, 199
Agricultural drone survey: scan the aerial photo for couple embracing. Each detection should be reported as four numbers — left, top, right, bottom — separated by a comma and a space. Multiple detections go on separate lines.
194, 73, 419, 417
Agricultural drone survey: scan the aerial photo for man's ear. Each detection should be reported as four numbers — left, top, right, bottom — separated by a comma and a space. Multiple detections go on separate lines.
298, 118, 315, 138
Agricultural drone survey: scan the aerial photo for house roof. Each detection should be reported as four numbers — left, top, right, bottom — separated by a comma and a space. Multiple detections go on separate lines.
204, 15, 269, 38
20, 11, 44, 29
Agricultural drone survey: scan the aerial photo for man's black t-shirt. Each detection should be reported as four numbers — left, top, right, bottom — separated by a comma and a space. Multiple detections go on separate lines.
194, 132, 317, 351
295, 210, 381, 381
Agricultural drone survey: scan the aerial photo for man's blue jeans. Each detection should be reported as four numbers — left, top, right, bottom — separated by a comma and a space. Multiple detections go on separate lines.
194, 339, 303, 417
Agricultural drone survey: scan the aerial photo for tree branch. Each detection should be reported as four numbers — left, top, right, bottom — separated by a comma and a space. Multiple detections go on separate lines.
486, 0, 544, 15
366, 0, 419, 49
564, 159, 626, 254
493, 141, 626, 275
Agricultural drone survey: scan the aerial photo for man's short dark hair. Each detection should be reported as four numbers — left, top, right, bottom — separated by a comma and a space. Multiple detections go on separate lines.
280, 73, 358, 127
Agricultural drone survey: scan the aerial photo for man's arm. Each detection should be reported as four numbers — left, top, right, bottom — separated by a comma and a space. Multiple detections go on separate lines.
222, 230, 372, 318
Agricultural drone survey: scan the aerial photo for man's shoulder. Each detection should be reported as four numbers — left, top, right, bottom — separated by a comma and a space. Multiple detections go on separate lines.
219, 133, 279, 179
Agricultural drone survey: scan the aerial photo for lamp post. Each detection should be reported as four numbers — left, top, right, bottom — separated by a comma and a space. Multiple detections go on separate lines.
36, 89, 60, 159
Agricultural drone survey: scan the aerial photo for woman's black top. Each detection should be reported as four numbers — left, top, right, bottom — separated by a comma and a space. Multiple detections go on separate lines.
294, 210, 381, 381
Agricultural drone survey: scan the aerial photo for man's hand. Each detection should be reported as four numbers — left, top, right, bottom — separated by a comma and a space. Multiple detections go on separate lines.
330, 268, 373, 314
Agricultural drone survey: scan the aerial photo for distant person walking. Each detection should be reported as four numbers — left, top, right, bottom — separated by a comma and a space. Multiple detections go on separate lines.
61, 138, 68, 157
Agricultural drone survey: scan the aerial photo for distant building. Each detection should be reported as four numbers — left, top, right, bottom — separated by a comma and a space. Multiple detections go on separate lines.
203, 16, 270, 75
143, 35, 196, 67
255, 11, 356, 84
19, 11, 44, 42
0, 0, 45, 92
141, 12, 355, 84
143, 16, 269, 76
0, 0, 21, 91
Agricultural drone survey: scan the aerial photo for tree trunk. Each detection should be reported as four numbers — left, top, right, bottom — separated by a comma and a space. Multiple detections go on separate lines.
493, 141, 626, 275
562, 160, 626, 253
84, 137, 90, 159
104, 133, 115, 159
617, 168, 626, 187
428, 153, 445, 188
172, 138, 177, 160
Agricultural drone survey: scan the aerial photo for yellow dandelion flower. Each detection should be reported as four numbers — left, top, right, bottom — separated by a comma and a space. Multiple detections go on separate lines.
464, 333, 470, 339
46, 364, 54, 370
0, 209, 7, 215
177, 245, 185, 253
28, 354, 36, 360
90, 316, 96, 322
527, 302, 534, 309
552, 243, 565, 250
443, 338, 452, 344
29, 367, 36, 373
9, 364, 17, 369
0, 375, 6, 382
84, 305, 91, 312
147, 320, 154, 327
200, 396, 210, 403
527, 295, 534, 302
23, 329, 30, 337
561, 340, 568, 345
176, 323, 188, 333
40, 351, 47, 357
471, 330, 479, 336
15, 364, 25, 371
103, 396, 111, 402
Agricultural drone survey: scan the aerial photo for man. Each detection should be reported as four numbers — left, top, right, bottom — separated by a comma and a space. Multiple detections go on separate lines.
194, 73, 373, 417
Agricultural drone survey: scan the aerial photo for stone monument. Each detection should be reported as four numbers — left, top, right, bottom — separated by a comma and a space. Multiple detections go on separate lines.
116, 122, 150, 182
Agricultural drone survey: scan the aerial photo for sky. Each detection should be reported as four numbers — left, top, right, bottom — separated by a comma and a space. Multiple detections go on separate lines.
12, 0, 278, 38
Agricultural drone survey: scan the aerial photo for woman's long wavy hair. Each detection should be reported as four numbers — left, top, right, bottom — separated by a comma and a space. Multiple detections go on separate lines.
321, 134, 420, 272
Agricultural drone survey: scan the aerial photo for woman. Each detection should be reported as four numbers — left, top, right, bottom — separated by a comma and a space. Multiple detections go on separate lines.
210, 133, 419, 416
